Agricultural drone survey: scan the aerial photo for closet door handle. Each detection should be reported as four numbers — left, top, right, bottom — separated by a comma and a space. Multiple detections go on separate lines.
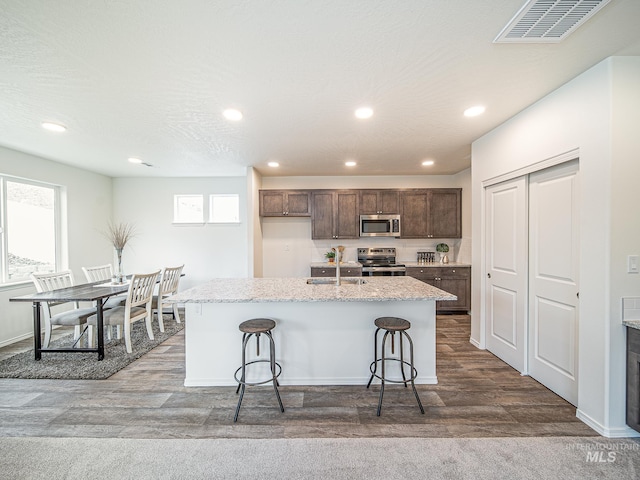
487, 273, 491, 278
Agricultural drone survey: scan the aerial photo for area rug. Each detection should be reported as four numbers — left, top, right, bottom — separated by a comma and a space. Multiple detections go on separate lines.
0, 317, 183, 380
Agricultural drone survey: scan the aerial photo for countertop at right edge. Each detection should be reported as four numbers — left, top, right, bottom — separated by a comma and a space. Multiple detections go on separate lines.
403, 262, 471, 268
624, 320, 640, 331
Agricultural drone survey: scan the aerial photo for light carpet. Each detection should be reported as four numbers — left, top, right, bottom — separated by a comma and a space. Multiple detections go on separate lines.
0, 318, 183, 380
1, 436, 638, 479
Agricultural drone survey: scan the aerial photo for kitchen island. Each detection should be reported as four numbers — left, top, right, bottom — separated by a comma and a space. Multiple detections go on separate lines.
168, 276, 455, 387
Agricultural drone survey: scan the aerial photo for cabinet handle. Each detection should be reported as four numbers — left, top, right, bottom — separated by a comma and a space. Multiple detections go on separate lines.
487, 273, 491, 278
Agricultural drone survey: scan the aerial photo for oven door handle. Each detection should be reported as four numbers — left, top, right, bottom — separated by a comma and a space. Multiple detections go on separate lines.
362, 267, 407, 273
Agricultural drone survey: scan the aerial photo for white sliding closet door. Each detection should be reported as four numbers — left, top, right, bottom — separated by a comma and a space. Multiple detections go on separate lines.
485, 177, 528, 372
528, 160, 580, 405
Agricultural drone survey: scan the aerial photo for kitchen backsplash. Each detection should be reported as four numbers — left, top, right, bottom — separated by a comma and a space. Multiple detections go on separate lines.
310, 237, 471, 264
261, 217, 471, 278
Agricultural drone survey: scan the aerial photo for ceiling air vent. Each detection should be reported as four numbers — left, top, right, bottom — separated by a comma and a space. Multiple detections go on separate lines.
494, 0, 612, 43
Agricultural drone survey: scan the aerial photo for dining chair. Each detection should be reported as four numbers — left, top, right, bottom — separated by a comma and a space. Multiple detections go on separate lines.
152, 265, 184, 332
82, 264, 114, 282
82, 263, 126, 339
87, 270, 160, 353
30, 270, 96, 348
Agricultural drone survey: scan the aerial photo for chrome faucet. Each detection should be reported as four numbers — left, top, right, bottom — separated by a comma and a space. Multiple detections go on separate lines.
333, 246, 345, 285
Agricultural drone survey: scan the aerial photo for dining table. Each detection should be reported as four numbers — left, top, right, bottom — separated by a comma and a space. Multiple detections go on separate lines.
9, 280, 130, 360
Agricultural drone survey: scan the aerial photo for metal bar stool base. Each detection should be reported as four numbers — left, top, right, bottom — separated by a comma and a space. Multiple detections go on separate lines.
366, 320, 425, 416
233, 325, 284, 422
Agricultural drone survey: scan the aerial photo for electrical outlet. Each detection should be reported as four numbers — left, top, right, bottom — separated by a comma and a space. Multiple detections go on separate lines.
284, 244, 290, 252
628, 255, 639, 273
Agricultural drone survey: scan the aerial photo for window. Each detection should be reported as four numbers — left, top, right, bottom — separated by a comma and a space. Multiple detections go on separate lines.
1, 176, 60, 284
209, 194, 240, 223
173, 195, 204, 223
173, 194, 241, 224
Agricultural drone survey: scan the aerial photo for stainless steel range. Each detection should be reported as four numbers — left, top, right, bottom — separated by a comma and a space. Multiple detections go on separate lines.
357, 247, 406, 276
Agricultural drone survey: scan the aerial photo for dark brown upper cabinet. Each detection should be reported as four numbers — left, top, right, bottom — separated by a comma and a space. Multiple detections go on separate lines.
259, 190, 311, 217
359, 190, 400, 215
400, 188, 461, 238
311, 190, 360, 240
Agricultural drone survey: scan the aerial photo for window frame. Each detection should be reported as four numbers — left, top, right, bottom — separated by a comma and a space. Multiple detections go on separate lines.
0, 174, 62, 288
173, 194, 205, 225
208, 193, 240, 224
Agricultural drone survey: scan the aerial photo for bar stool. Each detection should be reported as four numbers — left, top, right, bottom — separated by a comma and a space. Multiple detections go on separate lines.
366, 316, 424, 416
234, 318, 284, 422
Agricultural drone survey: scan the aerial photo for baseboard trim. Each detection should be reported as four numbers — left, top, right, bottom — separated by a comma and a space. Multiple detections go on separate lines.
0, 331, 33, 349
469, 337, 481, 349
185, 375, 439, 387
576, 409, 640, 438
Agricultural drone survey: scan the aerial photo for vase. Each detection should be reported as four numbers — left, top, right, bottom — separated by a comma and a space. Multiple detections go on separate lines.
114, 248, 125, 283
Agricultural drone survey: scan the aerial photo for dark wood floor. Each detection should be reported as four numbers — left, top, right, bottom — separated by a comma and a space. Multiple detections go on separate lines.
0, 315, 598, 438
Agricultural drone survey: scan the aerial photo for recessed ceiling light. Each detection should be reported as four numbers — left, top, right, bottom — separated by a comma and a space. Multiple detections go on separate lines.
223, 108, 243, 121
128, 157, 143, 164
345, 161, 357, 167
464, 105, 486, 117
354, 107, 373, 119
41, 122, 67, 132
268, 161, 279, 168
422, 160, 435, 166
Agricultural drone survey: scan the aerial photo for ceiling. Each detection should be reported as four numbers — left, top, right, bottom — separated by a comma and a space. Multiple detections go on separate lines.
1, 0, 639, 178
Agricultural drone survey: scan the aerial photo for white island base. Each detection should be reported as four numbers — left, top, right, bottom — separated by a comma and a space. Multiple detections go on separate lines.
184, 300, 437, 387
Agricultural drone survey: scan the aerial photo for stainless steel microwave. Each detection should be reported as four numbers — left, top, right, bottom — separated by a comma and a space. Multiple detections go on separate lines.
359, 214, 401, 237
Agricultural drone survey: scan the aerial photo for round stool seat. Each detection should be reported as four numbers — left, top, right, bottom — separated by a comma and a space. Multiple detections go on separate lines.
374, 316, 411, 331
239, 318, 276, 334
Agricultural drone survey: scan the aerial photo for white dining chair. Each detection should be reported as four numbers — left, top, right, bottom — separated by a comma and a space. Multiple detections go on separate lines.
87, 270, 160, 354
30, 270, 96, 348
82, 263, 126, 339
152, 265, 184, 332
82, 264, 113, 282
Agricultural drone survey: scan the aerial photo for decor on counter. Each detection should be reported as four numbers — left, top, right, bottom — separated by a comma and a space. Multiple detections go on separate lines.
0, 316, 182, 380
332, 245, 345, 263
436, 243, 450, 264
417, 251, 436, 263
105, 221, 136, 283
324, 250, 336, 263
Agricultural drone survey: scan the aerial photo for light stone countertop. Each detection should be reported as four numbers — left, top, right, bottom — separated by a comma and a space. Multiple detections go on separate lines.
623, 320, 640, 331
402, 261, 471, 268
168, 276, 456, 303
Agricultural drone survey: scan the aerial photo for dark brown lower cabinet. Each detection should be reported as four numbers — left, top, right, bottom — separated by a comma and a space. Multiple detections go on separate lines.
627, 327, 640, 433
310, 266, 362, 277
406, 266, 471, 313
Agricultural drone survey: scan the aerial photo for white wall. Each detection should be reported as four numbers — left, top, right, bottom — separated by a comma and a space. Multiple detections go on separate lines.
609, 56, 640, 435
0, 146, 112, 347
471, 56, 640, 437
260, 173, 471, 277
112, 177, 249, 290
247, 167, 263, 277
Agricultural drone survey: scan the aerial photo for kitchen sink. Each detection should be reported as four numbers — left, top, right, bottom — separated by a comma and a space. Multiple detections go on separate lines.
306, 278, 367, 285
